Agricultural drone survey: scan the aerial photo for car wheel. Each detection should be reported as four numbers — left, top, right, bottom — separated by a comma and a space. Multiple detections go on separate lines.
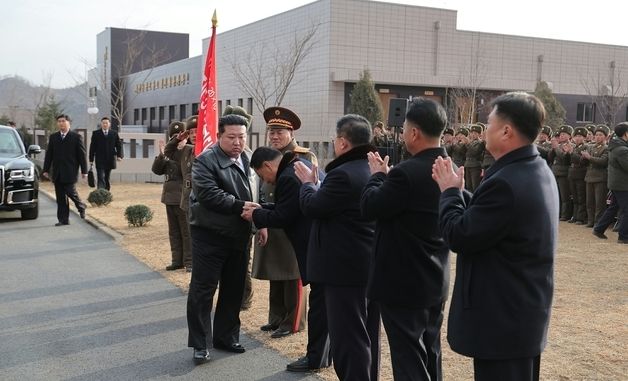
21, 204, 38, 220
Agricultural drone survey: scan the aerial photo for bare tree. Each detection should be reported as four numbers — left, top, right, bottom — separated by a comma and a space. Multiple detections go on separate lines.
228, 23, 320, 116
580, 61, 628, 127
446, 33, 489, 127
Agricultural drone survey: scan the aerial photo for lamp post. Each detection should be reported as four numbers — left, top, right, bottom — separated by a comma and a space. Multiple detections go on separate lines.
87, 97, 99, 129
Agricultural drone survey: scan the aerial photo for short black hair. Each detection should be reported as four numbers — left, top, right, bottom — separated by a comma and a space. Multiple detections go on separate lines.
490, 92, 546, 143
250, 147, 282, 169
56, 114, 71, 122
615, 122, 628, 138
101, 117, 110, 122
218, 114, 248, 134
336, 114, 372, 146
8, 121, 16, 127
405, 97, 447, 138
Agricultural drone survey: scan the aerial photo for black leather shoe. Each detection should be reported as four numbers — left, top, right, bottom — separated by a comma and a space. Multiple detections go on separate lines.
55, 222, 69, 226
79, 209, 86, 219
213, 341, 245, 353
575, 221, 586, 225
287, 356, 312, 372
586, 223, 594, 228
271, 329, 293, 339
260, 323, 279, 332
193, 348, 210, 365
567, 218, 576, 223
559, 217, 569, 222
185, 266, 192, 273
165, 264, 184, 271
592, 230, 608, 240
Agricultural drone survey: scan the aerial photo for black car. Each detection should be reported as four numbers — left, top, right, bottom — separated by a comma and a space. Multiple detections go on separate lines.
0, 125, 41, 219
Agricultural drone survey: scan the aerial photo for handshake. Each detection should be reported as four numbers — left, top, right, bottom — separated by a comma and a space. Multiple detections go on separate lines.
241, 201, 261, 222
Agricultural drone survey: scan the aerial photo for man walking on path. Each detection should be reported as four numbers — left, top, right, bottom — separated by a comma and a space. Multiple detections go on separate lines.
89, 116, 123, 190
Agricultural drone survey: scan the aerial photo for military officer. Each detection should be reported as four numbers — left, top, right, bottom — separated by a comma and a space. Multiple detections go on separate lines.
164, 115, 198, 272
450, 127, 469, 168
536, 125, 553, 164
583, 125, 610, 227
565, 127, 589, 224
585, 124, 596, 144
464, 124, 485, 191
548, 125, 574, 221
252, 106, 313, 339
442, 126, 455, 155
152, 121, 191, 271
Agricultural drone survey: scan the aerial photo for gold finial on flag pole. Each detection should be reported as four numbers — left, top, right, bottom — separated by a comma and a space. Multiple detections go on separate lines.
212, 10, 218, 28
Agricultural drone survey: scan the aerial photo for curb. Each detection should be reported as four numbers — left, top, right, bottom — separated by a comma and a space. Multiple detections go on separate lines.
39, 188, 124, 242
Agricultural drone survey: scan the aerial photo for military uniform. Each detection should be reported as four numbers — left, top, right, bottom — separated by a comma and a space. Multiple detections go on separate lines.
152, 121, 191, 270
253, 106, 309, 336
536, 126, 553, 165
585, 125, 610, 227
549, 125, 574, 221
567, 127, 589, 224
464, 124, 485, 192
450, 127, 469, 168
164, 116, 197, 213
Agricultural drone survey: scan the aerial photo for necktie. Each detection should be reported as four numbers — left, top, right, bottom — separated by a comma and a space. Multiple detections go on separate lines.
104, 130, 108, 137
61, 133, 65, 140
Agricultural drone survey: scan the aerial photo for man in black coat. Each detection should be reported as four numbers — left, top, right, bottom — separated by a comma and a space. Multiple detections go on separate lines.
186, 114, 259, 365
242, 147, 331, 373
43, 114, 88, 226
432, 92, 558, 381
360, 97, 450, 381
89, 116, 123, 190
295, 114, 380, 381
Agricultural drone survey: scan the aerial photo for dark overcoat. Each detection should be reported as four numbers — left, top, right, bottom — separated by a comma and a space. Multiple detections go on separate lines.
43, 130, 88, 183
439, 145, 558, 359
89, 129, 122, 169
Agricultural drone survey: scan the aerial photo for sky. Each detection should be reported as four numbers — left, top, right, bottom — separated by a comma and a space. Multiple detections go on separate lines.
2, 0, 626, 89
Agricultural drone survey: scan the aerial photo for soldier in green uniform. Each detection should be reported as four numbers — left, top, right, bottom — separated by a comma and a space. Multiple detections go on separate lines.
478, 123, 496, 173
252, 106, 313, 338
548, 125, 574, 221
536, 125, 553, 165
464, 124, 485, 191
442, 126, 455, 156
450, 127, 469, 168
583, 125, 610, 227
152, 121, 192, 271
565, 127, 589, 224
164, 115, 198, 272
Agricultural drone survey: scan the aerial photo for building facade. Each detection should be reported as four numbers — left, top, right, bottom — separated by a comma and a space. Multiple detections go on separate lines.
92, 0, 628, 175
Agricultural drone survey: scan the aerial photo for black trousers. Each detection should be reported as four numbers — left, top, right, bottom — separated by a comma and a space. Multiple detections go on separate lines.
473, 355, 540, 381
187, 226, 249, 349
568, 177, 587, 222
306, 282, 332, 369
165, 205, 191, 267
96, 167, 112, 190
595, 190, 628, 241
268, 279, 307, 332
380, 302, 444, 381
53, 181, 85, 224
465, 166, 482, 192
556, 175, 573, 219
325, 285, 380, 381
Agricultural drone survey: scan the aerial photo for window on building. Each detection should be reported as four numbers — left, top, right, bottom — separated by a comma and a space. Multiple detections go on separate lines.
238, 98, 243, 107
180, 104, 187, 120
169, 105, 176, 122
134, 109, 139, 124
159, 106, 165, 121
577, 103, 595, 123
130, 138, 137, 158
192, 103, 199, 115
218, 100, 223, 116
149, 107, 156, 127
143, 139, 154, 158
226, 100, 231, 106
141, 108, 147, 124
247, 98, 253, 115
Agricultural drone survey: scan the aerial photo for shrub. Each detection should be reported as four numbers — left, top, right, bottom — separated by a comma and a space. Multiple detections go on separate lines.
124, 204, 153, 227
87, 189, 113, 207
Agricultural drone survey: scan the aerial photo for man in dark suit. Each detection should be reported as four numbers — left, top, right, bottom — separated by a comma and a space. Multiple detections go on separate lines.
294, 114, 379, 381
432, 92, 558, 381
186, 114, 259, 365
241, 147, 331, 373
360, 97, 450, 381
43, 114, 88, 226
89, 116, 123, 190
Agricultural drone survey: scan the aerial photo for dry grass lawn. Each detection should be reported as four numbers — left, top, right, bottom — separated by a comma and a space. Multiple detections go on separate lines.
41, 182, 627, 380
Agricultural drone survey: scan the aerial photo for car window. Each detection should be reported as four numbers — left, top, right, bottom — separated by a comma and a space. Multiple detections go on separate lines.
0, 129, 24, 157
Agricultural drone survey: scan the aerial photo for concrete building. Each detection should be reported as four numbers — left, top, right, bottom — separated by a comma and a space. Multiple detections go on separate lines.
91, 0, 628, 179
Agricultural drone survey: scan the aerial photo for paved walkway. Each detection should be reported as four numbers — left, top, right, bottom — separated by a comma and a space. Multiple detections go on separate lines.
0, 195, 320, 381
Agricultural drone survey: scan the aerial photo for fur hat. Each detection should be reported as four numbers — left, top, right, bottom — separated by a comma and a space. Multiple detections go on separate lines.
185, 115, 198, 131
223, 105, 252, 127
168, 121, 185, 138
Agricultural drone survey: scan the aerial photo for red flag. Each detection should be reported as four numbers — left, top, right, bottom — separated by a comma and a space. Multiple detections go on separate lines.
195, 10, 218, 156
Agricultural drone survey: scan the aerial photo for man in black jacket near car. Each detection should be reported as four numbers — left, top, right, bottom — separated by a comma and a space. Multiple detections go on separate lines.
89, 116, 122, 190
186, 114, 259, 365
432, 92, 558, 381
361, 97, 450, 381
294, 114, 379, 381
43, 114, 87, 226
